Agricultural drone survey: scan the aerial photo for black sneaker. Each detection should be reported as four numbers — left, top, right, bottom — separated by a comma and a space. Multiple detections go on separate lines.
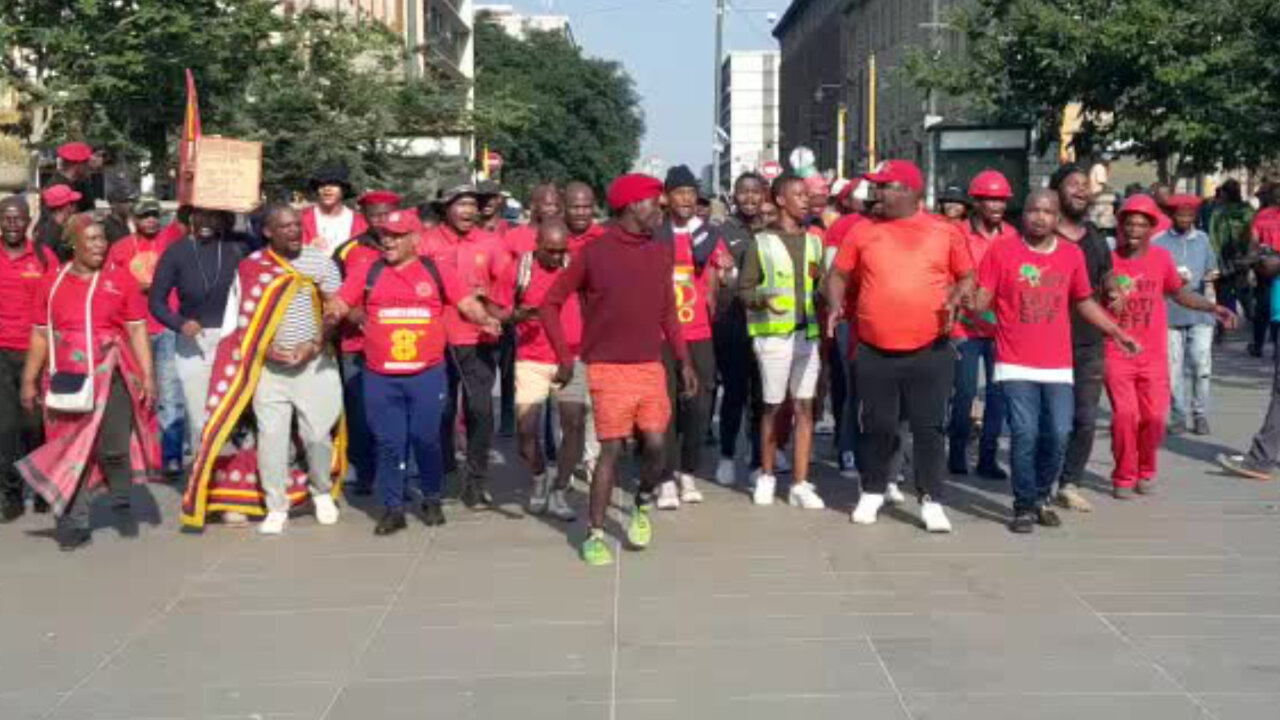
0, 502, 23, 523
1247, 343, 1263, 358
461, 480, 493, 509
58, 528, 92, 552
947, 457, 968, 476
1035, 507, 1063, 527
1217, 453, 1274, 481
1192, 417, 1211, 436
975, 463, 1009, 481
33, 497, 50, 514
422, 498, 446, 527
374, 509, 408, 536
1008, 512, 1035, 534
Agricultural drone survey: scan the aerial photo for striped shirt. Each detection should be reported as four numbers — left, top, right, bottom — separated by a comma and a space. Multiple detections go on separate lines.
272, 247, 341, 349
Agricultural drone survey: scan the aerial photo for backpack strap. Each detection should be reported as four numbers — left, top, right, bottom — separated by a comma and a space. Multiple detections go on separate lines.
364, 256, 449, 306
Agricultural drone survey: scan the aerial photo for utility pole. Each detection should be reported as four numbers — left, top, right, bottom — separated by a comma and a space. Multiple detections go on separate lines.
711, 0, 726, 200
405, 0, 419, 80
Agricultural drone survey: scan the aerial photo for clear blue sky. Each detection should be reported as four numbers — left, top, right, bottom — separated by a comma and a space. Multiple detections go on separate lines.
494, 0, 790, 169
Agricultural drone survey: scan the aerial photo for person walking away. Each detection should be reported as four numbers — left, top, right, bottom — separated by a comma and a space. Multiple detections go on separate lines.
539, 174, 698, 566
1208, 180, 1254, 339
1156, 195, 1221, 436
826, 160, 974, 532
737, 174, 827, 509
949, 170, 1016, 479
1217, 251, 1280, 480
17, 216, 158, 550
34, 185, 83, 263
1249, 184, 1280, 356
968, 190, 1139, 533
0, 197, 56, 521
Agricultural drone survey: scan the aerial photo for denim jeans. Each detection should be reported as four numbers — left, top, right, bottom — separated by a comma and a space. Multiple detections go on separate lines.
150, 330, 185, 466
1167, 325, 1213, 424
948, 338, 1004, 469
1003, 381, 1074, 513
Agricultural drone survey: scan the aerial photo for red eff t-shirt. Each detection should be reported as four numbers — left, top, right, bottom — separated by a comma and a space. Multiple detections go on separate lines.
492, 258, 582, 363
0, 242, 56, 351
955, 221, 1019, 339
418, 225, 509, 346
672, 232, 727, 343
978, 238, 1092, 383
338, 259, 468, 375
32, 267, 146, 374
1107, 246, 1184, 365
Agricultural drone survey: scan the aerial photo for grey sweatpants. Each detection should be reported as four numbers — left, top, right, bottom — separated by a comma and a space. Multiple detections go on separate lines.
253, 355, 342, 513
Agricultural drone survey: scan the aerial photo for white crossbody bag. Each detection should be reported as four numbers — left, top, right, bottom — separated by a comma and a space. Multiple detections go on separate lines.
44, 265, 99, 414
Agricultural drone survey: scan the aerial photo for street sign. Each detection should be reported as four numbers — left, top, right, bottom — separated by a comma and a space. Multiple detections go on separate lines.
761, 160, 783, 180
486, 151, 504, 173
789, 146, 815, 174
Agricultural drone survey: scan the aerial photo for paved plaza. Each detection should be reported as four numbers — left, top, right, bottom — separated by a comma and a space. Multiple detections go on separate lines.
2, 343, 1279, 720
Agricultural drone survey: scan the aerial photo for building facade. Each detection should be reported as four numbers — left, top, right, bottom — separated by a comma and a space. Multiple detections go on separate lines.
475, 4, 576, 46
719, 51, 780, 190
772, 0, 847, 175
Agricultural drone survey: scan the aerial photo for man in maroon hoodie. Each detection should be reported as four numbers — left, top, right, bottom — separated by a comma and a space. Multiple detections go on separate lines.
540, 174, 698, 566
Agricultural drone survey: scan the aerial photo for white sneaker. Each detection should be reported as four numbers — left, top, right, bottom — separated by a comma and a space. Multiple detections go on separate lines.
528, 472, 550, 515
222, 511, 249, 527
313, 495, 340, 526
774, 451, 792, 475
839, 451, 859, 479
886, 482, 906, 505
546, 489, 576, 521
753, 473, 776, 505
788, 481, 825, 510
851, 493, 884, 525
259, 511, 288, 535
920, 499, 952, 533
715, 457, 737, 487
656, 480, 681, 510
677, 473, 703, 504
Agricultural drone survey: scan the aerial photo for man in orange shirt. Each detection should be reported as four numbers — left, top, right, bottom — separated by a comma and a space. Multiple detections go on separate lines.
826, 160, 974, 533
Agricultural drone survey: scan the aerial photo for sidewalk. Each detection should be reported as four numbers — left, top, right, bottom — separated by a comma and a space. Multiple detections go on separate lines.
2, 343, 1278, 720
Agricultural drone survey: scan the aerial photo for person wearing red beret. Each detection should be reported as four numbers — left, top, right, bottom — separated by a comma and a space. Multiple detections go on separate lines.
1105, 195, 1235, 499
539, 173, 698, 566
48, 142, 98, 215
34, 184, 84, 262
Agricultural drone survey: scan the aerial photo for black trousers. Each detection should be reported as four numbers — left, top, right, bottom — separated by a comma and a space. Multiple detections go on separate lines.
663, 340, 717, 477
856, 340, 953, 499
712, 318, 762, 466
498, 325, 517, 432
1254, 278, 1277, 349
442, 344, 497, 481
1060, 344, 1105, 489
61, 373, 134, 531
0, 349, 43, 507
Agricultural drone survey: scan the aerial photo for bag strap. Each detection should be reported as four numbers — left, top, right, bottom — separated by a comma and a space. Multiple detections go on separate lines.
363, 256, 449, 307
46, 264, 100, 376
514, 251, 534, 307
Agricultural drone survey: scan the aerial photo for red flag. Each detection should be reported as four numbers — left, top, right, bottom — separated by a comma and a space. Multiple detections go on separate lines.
177, 68, 202, 205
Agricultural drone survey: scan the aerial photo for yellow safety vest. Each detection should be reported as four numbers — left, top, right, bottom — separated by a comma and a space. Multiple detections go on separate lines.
747, 231, 822, 339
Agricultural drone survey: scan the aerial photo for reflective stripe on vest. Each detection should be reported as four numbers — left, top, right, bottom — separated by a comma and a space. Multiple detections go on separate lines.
747, 232, 821, 339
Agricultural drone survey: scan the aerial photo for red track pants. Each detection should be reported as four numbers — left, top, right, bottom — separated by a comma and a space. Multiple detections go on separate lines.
1104, 358, 1170, 488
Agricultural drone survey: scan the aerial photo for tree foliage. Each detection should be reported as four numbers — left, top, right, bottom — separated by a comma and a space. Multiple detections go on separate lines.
475, 16, 644, 201
906, 0, 1280, 173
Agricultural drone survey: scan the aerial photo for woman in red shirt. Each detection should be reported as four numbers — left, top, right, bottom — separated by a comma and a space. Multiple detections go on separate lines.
17, 215, 157, 551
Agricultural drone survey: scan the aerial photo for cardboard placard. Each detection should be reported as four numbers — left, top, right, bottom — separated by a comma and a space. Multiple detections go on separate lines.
190, 137, 262, 213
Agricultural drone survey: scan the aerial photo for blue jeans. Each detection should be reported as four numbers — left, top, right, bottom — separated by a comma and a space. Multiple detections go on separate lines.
1167, 325, 1213, 424
341, 353, 376, 489
1003, 381, 1074, 513
948, 338, 1004, 469
151, 331, 185, 466
364, 364, 448, 509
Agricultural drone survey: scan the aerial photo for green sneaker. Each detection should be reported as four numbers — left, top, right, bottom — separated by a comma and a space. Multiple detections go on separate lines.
580, 533, 614, 566
627, 506, 653, 549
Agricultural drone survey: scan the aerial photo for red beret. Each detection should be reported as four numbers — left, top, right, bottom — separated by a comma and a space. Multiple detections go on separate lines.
359, 190, 402, 207
606, 173, 663, 211
865, 160, 924, 193
1118, 194, 1163, 223
57, 142, 93, 164
41, 184, 83, 209
1166, 194, 1203, 211
382, 210, 422, 236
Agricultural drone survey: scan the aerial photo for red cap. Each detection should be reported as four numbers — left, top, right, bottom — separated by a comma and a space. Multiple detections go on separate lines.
606, 173, 663, 211
359, 190, 402, 207
41, 184, 83, 209
382, 210, 422, 236
836, 178, 863, 202
1166, 194, 1203, 211
865, 160, 924, 192
968, 170, 1013, 200
804, 175, 831, 195
1117, 194, 1163, 223
57, 142, 93, 164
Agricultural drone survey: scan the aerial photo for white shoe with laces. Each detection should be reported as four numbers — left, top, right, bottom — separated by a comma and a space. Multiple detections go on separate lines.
259, 511, 288, 535
656, 480, 681, 510
753, 473, 776, 505
313, 495, 340, 526
886, 482, 906, 505
546, 489, 576, 521
528, 472, 551, 515
851, 493, 884, 525
715, 458, 737, 487
920, 498, 952, 533
677, 473, 704, 504
788, 481, 825, 510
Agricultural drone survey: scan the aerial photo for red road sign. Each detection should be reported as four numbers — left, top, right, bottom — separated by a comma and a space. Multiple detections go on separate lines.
761, 160, 783, 180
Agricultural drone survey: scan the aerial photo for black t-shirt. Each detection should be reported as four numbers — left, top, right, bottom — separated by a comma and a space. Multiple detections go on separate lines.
1062, 222, 1113, 349
716, 215, 757, 322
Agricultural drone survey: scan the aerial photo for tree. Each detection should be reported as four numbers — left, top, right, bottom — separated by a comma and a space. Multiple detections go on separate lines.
475, 16, 644, 201
906, 0, 1280, 175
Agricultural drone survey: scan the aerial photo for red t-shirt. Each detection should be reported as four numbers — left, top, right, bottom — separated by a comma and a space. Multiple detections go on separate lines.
337, 259, 468, 375
978, 238, 1092, 381
335, 241, 381, 354
502, 224, 538, 258
32, 266, 146, 374
0, 242, 56, 351
569, 224, 605, 254
107, 233, 170, 335
955, 220, 1019, 339
1253, 207, 1280, 252
418, 225, 509, 346
672, 232, 728, 343
1107, 246, 1185, 366
492, 257, 582, 363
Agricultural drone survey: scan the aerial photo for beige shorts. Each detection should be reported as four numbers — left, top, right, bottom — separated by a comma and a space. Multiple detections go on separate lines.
516, 359, 588, 407
753, 332, 820, 405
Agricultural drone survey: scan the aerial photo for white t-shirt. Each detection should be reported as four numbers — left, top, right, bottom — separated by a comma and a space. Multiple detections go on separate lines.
314, 207, 355, 256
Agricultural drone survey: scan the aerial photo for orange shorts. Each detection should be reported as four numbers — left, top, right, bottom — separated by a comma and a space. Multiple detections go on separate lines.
586, 362, 671, 440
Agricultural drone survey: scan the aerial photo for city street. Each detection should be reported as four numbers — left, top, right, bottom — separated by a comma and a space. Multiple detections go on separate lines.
2, 342, 1278, 720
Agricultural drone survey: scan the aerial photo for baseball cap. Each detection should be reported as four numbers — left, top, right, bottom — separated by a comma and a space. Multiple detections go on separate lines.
382, 210, 422, 236
41, 184, 83, 209
132, 198, 162, 216
864, 160, 924, 192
